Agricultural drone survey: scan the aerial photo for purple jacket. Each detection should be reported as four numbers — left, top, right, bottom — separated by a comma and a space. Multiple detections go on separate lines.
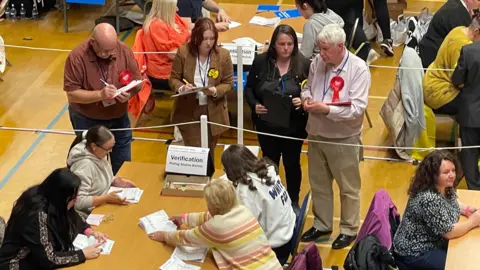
357, 189, 400, 249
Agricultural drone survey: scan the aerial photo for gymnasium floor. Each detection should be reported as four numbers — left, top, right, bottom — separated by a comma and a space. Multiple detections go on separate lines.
0, 0, 451, 267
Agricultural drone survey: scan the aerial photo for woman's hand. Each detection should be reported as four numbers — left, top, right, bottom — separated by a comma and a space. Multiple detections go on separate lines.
215, 22, 229, 32
169, 216, 183, 227
203, 87, 217, 96
149, 232, 166, 242
91, 231, 108, 243
292, 97, 302, 110
105, 191, 128, 205
255, 104, 268, 114
217, 9, 231, 23
83, 243, 102, 260
179, 84, 194, 94
113, 177, 136, 188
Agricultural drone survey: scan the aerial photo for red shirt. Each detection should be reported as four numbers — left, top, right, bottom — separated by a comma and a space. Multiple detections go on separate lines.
63, 39, 142, 120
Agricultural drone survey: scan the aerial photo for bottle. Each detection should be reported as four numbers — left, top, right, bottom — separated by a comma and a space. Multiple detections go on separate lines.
5, 5, 10, 20
32, 6, 39, 20
10, 4, 16, 20
20, 3, 26, 19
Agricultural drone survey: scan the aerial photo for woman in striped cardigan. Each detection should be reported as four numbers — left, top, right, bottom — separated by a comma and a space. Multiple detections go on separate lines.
149, 179, 282, 269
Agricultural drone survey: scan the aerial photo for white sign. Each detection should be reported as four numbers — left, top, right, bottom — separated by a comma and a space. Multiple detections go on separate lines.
220, 43, 256, 65
166, 145, 210, 176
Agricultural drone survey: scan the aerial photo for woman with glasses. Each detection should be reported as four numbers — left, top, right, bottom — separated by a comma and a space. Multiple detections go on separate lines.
67, 125, 136, 219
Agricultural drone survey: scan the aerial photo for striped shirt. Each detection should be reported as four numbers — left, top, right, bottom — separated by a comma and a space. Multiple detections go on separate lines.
164, 205, 282, 269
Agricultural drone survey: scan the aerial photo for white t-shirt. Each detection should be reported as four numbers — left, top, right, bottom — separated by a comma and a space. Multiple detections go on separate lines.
235, 166, 296, 248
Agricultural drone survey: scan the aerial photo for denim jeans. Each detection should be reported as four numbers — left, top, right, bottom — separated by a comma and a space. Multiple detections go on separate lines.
69, 108, 132, 175
397, 248, 447, 270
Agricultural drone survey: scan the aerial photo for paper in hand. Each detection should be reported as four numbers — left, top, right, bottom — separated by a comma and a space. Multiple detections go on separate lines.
73, 234, 115, 255
172, 246, 208, 262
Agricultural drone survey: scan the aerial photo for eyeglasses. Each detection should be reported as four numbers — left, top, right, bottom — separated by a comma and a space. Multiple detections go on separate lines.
95, 143, 114, 153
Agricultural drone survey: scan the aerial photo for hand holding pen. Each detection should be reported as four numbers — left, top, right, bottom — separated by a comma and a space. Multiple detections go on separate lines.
178, 79, 195, 94
100, 79, 117, 100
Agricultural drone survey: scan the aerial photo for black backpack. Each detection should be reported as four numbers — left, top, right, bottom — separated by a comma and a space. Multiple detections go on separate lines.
344, 235, 398, 270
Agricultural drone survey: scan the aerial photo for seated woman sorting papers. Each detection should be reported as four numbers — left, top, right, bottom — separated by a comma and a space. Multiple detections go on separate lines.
148, 179, 282, 269
67, 125, 137, 220
393, 151, 480, 269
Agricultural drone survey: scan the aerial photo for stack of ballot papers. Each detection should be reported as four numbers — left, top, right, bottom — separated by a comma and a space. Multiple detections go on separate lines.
86, 214, 104, 226
172, 246, 208, 263
108, 187, 144, 203
139, 210, 178, 235
159, 257, 200, 270
249, 16, 280, 28
113, 79, 144, 98
73, 234, 115, 255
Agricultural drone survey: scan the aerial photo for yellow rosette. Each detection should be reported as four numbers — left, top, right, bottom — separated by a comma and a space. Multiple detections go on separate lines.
208, 68, 219, 79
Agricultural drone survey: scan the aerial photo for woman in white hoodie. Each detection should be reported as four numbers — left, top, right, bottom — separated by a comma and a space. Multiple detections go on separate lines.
67, 125, 136, 219
220, 144, 296, 265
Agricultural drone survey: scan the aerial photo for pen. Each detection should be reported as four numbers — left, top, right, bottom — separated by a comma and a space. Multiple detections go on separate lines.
100, 79, 109, 86
182, 79, 190, 85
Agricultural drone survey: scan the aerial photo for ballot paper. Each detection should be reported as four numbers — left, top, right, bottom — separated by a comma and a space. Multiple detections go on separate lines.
249, 16, 280, 28
73, 234, 115, 255
108, 187, 144, 203
172, 246, 208, 263
228, 21, 241, 29
159, 257, 201, 270
139, 210, 178, 235
112, 79, 144, 98
86, 214, 105, 226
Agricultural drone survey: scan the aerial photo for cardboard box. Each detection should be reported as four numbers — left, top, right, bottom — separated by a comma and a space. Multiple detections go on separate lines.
161, 174, 210, 198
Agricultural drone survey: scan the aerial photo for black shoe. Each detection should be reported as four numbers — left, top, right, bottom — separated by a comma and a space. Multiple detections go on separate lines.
332, 234, 356, 249
381, 39, 394, 57
301, 227, 332, 242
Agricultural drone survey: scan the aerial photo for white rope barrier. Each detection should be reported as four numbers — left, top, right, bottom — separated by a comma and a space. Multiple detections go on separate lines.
0, 121, 200, 133
1, 43, 456, 71
206, 121, 472, 152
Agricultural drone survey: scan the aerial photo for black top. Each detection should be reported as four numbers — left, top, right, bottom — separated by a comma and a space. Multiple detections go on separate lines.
0, 211, 88, 270
177, 0, 205, 23
393, 190, 459, 257
452, 42, 480, 127
244, 53, 311, 138
419, 0, 471, 68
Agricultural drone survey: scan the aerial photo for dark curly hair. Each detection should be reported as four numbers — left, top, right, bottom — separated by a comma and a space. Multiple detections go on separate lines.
408, 150, 458, 198
221, 145, 277, 191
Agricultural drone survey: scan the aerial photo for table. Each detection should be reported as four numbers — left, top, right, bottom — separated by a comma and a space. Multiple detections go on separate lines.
217, 3, 306, 44
71, 162, 219, 270
445, 189, 480, 270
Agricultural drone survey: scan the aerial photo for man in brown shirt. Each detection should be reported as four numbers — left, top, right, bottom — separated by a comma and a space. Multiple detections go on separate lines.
64, 23, 142, 174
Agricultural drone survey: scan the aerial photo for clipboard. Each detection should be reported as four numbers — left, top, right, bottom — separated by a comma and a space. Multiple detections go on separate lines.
112, 79, 145, 98
171, 86, 213, 98
259, 90, 292, 129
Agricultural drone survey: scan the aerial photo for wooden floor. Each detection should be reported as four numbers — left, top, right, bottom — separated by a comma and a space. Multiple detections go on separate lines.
0, 0, 452, 268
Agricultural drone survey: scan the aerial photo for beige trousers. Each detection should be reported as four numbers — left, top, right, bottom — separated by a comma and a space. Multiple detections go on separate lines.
308, 134, 362, 236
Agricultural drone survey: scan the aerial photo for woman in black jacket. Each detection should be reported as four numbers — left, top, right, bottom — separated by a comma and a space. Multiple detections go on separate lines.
0, 168, 107, 270
245, 24, 310, 213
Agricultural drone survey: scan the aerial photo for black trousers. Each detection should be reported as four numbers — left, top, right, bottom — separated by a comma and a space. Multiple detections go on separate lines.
327, 0, 370, 61
371, 0, 391, 40
257, 132, 304, 203
148, 76, 171, 91
460, 126, 480, 190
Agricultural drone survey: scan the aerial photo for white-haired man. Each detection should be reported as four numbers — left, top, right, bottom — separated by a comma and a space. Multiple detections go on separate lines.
300, 24, 370, 249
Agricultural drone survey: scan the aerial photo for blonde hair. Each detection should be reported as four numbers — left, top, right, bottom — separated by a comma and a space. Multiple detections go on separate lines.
144, 0, 178, 34
204, 179, 238, 215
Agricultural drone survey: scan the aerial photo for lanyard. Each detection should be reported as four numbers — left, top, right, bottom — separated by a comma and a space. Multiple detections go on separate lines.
322, 52, 349, 101
197, 53, 211, 87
